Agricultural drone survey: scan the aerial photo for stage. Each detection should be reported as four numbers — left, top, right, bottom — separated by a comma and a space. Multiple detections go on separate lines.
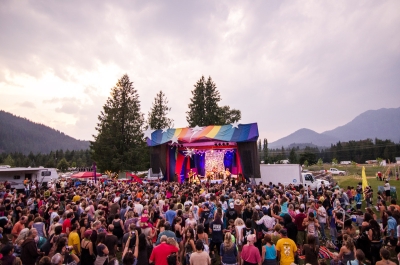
145, 123, 261, 182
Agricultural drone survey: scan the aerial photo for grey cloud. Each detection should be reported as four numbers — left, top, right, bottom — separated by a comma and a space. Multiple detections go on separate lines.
1, 0, 399, 141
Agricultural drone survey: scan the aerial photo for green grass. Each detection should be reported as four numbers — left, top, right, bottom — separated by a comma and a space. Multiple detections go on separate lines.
308, 164, 400, 177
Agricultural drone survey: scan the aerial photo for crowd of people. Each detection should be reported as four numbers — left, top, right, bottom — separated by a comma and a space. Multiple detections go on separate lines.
0, 175, 399, 265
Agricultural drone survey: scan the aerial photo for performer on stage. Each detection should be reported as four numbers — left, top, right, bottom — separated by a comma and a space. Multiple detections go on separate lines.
187, 169, 194, 183
212, 166, 217, 180
225, 168, 231, 180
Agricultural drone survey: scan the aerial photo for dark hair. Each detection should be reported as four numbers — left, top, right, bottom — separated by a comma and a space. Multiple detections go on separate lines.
307, 234, 316, 248
55, 237, 67, 253
0, 244, 14, 256
197, 225, 205, 234
54, 225, 62, 235
355, 249, 365, 263
186, 228, 195, 240
195, 239, 204, 251
67, 212, 74, 218
245, 219, 252, 228
96, 232, 106, 245
122, 252, 135, 265
363, 212, 372, 222
380, 248, 390, 260
71, 223, 79, 231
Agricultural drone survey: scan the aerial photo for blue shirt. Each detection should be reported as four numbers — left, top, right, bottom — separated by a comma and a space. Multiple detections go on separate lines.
265, 244, 277, 259
165, 210, 176, 224
387, 217, 397, 238
220, 243, 238, 264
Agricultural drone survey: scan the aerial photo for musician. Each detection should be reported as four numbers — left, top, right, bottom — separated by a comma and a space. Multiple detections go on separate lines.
187, 169, 194, 182
225, 168, 231, 180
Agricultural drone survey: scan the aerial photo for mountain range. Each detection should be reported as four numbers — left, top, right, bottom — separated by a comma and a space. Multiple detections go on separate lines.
269, 107, 400, 148
1, 107, 399, 154
0, 110, 90, 154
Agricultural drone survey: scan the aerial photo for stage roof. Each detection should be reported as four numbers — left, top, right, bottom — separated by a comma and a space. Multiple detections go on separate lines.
146, 123, 259, 146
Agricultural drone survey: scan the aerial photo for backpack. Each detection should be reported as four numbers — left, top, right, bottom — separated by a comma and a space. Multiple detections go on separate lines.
167, 252, 177, 265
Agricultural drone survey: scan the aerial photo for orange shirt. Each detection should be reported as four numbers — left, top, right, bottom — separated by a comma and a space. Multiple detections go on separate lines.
11, 221, 25, 240
137, 192, 143, 198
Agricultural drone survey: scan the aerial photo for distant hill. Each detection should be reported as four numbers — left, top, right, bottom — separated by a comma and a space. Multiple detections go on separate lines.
269, 128, 339, 148
322, 107, 400, 143
270, 107, 400, 148
0, 110, 90, 154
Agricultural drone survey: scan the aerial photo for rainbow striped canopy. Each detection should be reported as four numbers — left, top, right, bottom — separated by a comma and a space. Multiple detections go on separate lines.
146, 123, 259, 146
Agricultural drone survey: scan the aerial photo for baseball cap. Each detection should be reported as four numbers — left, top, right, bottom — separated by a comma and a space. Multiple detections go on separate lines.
279, 229, 287, 236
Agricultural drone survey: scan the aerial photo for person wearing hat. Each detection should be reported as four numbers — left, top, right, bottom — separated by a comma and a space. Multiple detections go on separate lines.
80, 229, 94, 265
275, 229, 297, 265
240, 234, 261, 265
234, 198, 243, 217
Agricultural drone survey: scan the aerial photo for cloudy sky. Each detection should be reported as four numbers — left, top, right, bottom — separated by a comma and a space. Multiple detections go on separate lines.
1, 0, 399, 143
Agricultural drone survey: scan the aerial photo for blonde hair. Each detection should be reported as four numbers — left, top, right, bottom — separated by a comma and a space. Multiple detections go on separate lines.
223, 232, 233, 251
234, 218, 244, 226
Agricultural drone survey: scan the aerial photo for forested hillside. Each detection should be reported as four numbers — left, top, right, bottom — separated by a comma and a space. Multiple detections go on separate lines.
0, 110, 90, 154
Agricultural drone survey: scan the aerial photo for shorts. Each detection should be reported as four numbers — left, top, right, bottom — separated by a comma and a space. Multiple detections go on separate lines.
297, 230, 306, 245
385, 190, 390, 196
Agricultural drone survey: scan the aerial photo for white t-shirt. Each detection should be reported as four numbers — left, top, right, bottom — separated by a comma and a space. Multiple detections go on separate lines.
317, 206, 327, 224
384, 183, 390, 191
134, 203, 143, 216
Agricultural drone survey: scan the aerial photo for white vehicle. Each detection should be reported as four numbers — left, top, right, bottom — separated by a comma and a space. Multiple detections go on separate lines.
259, 164, 329, 190
301, 172, 330, 190
328, 168, 346, 176
0, 166, 58, 189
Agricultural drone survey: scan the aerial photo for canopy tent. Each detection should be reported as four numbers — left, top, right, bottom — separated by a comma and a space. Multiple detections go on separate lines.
145, 123, 260, 182
71, 172, 102, 178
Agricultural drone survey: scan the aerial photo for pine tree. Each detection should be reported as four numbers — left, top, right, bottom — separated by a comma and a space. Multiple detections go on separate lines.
90, 74, 148, 172
187, 76, 206, 127
288, 148, 298, 164
204, 76, 221, 125
147, 91, 173, 130
263, 138, 269, 163
187, 76, 241, 126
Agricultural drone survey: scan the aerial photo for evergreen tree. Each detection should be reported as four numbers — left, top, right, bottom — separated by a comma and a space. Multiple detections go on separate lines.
147, 90, 173, 130
187, 76, 206, 127
90, 74, 148, 172
263, 138, 269, 163
288, 148, 298, 164
204, 76, 221, 125
187, 76, 241, 126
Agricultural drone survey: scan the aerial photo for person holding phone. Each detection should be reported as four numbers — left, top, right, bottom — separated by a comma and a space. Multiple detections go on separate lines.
121, 230, 139, 265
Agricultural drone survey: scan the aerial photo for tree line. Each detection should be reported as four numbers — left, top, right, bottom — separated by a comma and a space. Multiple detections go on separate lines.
258, 138, 400, 165
0, 149, 92, 170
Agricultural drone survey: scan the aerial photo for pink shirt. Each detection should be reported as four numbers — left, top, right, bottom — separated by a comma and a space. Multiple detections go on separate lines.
241, 244, 261, 264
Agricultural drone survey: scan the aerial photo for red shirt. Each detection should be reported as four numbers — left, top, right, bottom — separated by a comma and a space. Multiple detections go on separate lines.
62, 218, 71, 234
294, 212, 307, 231
149, 242, 179, 265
